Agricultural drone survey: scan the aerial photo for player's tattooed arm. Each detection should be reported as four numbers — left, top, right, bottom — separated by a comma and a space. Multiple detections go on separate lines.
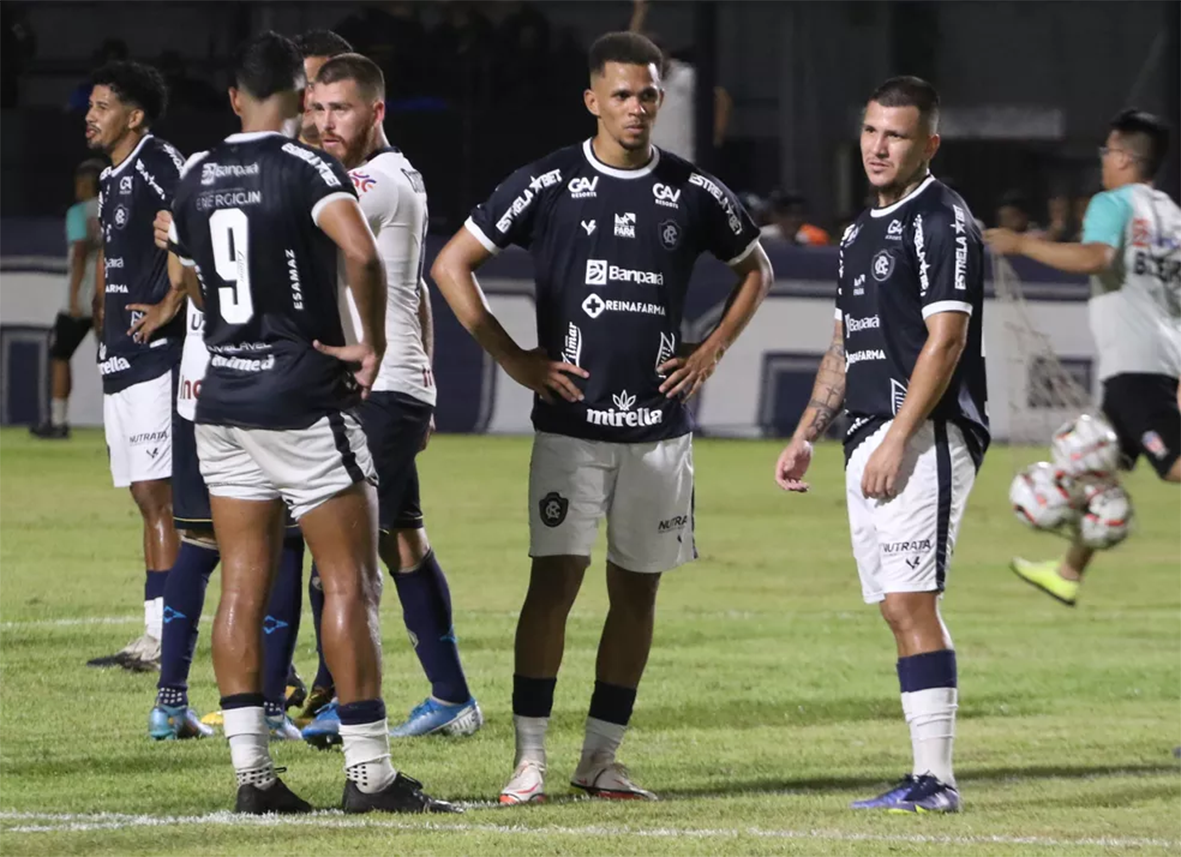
798, 320, 847, 442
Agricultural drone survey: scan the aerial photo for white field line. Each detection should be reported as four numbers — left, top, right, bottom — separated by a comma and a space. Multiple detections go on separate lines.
0, 811, 1176, 850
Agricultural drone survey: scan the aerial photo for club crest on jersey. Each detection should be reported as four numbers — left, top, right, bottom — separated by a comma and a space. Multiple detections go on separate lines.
539, 491, 569, 528
659, 219, 681, 250
568, 176, 599, 198
871, 249, 894, 282
653, 183, 681, 208
351, 172, 376, 194
113, 204, 130, 229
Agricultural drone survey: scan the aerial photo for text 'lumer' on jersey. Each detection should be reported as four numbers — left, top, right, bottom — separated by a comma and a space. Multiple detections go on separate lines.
170, 131, 358, 430
97, 133, 186, 393
837, 175, 990, 466
465, 139, 761, 443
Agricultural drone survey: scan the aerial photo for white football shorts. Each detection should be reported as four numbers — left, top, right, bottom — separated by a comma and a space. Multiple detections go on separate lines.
104, 371, 173, 488
845, 419, 977, 604
528, 431, 696, 574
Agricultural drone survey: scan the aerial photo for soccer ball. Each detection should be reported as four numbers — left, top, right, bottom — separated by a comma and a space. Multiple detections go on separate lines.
1051, 414, 1121, 476
1075, 477, 1133, 549
1009, 462, 1077, 531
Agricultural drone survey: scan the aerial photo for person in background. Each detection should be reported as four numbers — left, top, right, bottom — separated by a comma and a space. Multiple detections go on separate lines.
31, 159, 105, 440
994, 190, 1043, 237
1044, 192, 1073, 242
760, 190, 831, 246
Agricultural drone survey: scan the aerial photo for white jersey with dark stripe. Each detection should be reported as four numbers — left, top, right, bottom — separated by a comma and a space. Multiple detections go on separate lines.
341, 147, 435, 406
465, 140, 761, 443
170, 131, 359, 430
836, 175, 989, 465
97, 134, 186, 393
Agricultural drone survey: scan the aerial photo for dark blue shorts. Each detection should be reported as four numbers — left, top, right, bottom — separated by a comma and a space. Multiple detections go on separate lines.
172, 411, 212, 531
354, 391, 433, 533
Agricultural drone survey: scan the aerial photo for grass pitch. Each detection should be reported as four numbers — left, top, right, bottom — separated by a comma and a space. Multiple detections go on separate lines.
0, 428, 1178, 856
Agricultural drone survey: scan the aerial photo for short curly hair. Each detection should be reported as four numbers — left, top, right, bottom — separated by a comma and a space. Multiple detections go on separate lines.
91, 61, 168, 125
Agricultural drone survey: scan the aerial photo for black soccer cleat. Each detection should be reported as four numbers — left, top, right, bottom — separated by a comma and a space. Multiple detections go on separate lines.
341, 772, 462, 814
234, 777, 312, 815
29, 422, 69, 440
285, 664, 308, 711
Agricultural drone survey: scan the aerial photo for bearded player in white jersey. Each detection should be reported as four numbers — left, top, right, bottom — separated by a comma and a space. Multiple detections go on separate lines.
299, 52, 482, 743
986, 109, 1181, 606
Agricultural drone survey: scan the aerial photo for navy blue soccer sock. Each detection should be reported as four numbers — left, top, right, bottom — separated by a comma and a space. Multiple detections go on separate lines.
897, 648, 959, 786
392, 550, 471, 705
156, 541, 219, 707
308, 564, 333, 691
262, 538, 304, 713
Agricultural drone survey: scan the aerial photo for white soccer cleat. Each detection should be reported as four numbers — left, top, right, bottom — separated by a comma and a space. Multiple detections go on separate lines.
499, 760, 547, 805
570, 755, 657, 801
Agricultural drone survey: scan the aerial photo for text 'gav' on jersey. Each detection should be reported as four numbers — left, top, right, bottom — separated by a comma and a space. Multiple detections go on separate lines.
97, 133, 186, 393
836, 175, 990, 466
465, 139, 761, 443
170, 131, 358, 430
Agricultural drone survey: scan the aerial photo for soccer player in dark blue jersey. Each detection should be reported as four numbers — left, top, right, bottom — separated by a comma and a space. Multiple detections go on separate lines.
433, 31, 773, 803
169, 32, 455, 815
83, 61, 185, 672
775, 77, 987, 814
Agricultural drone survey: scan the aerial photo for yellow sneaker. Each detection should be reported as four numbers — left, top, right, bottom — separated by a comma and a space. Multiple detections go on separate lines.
1010, 557, 1080, 606
200, 709, 225, 728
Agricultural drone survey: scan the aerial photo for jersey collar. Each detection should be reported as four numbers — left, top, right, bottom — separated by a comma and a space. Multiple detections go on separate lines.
224, 130, 285, 144
582, 138, 660, 180
869, 173, 936, 218
364, 146, 402, 163
106, 133, 154, 178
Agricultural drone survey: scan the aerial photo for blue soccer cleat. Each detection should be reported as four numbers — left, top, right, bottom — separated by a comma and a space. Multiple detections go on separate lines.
850, 774, 917, 809
389, 697, 484, 738
267, 713, 303, 741
149, 704, 215, 740
889, 774, 961, 813
300, 700, 341, 749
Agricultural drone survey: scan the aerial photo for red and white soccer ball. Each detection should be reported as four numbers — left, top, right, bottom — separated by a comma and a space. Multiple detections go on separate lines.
1074, 476, 1133, 549
1051, 414, 1121, 477
1009, 462, 1076, 531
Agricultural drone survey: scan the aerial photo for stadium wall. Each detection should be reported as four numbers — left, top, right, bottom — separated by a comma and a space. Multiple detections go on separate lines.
0, 219, 1090, 440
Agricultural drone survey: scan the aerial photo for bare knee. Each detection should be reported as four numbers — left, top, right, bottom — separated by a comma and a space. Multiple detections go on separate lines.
606, 563, 661, 618
130, 479, 172, 519
525, 556, 588, 616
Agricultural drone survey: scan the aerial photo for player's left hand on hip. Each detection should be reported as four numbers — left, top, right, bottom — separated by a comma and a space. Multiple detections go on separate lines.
861, 436, 906, 500
313, 340, 380, 398
982, 228, 1023, 256
127, 301, 176, 343
658, 343, 720, 400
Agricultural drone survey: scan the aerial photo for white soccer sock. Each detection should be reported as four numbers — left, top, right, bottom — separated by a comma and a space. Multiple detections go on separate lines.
513, 715, 549, 766
145, 597, 163, 640
901, 687, 958, 786
340, 718, 397, 794
580, 716, 626, 765
223, 706, 275, 789
50, 399, 68, 427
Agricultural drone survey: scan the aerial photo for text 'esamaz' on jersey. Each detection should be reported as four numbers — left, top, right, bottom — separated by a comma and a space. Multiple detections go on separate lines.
170, 131, 359, 430
466, 139, 761, 443
97, 134, 186, 393
836, 175, 990, 467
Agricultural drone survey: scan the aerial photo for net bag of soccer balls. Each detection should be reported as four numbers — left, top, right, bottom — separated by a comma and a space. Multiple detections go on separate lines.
1008, 414, 1133, 549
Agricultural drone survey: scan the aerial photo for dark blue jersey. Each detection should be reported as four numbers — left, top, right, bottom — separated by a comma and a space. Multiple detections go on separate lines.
97, 134, 185, 393
170, 131, 359, 430
466, 140, 760, 442
837, 175, 990, 466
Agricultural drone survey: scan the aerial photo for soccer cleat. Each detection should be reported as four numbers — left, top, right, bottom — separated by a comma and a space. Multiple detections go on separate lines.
235, 777, 312, 815
499, 760, 547, 805
296, 685, 334, 727
86, 634, 158, 671
1011, 557, 1080, 606
29, 422, 69, 439
850, 774, 918, 809
148, 704, 215, 740
888, 774, 962, 814
390, 697, 484, 738
342, 772, 462, 814
201, 710, 225, 728
570, 755, 657, 801
267, 713, 303, 741
300, 700, 341, 749
285, 666, 308, 712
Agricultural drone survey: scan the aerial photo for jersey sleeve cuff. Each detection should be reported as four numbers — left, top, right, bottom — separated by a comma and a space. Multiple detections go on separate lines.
724, 236, 760, 267
464, 217, 501, 255
167, 221, 195, 267
921, 300, 973, 319
311, 191, 359, 227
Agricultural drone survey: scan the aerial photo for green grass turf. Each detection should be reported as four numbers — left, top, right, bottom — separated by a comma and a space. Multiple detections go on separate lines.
0, 427, 1178, 856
